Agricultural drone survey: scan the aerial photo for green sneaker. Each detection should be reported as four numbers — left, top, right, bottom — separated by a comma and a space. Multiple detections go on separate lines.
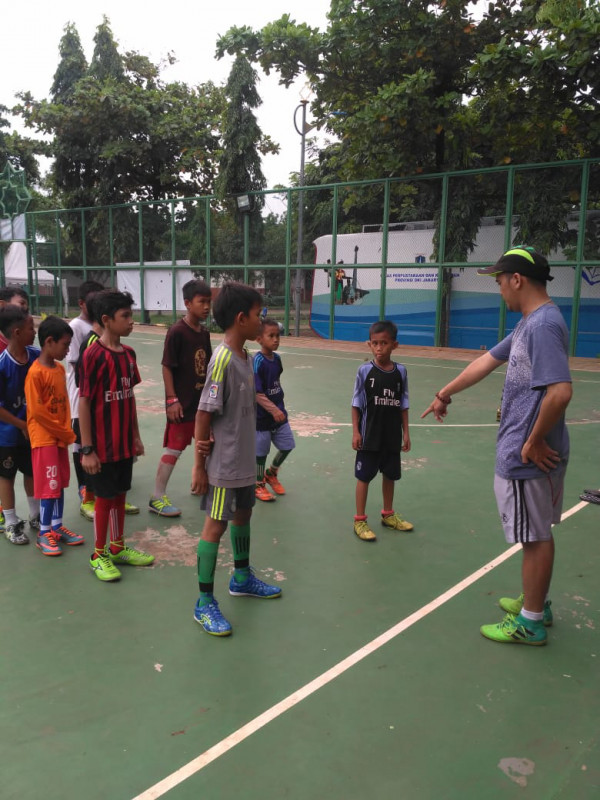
499, 593, 553, 627
480, 613, 547, 646
90, 552, 121, 582
80, 500, 95, 521
109, 545, 155, 566
124, 501, 140, 515
381, 512, 414, 532
0, 508, 5, 532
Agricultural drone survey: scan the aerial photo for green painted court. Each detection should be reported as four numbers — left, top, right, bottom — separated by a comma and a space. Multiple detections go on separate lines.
2, 330, 600, 800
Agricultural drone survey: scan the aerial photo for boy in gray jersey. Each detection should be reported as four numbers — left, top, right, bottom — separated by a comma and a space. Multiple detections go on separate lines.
191, 283, 282, 637
422, 247, 572, 646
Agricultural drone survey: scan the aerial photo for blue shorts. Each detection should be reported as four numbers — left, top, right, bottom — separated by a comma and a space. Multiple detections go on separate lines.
355, 450, 401, 483
256, 422, 296, 458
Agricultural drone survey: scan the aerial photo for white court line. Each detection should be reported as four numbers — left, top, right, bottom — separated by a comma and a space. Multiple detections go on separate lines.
132, 499, 588, 800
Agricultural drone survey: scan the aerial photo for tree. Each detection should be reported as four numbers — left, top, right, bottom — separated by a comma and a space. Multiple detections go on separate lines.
16, 18, 226, 267
215, 55, 278, 267
217, 0, 600, 260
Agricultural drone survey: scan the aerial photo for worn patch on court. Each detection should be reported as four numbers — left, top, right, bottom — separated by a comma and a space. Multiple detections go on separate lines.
126, 526, 285, 580
289, 413, 342, 437
498, 757, 535, 787
127, 525, 198, 567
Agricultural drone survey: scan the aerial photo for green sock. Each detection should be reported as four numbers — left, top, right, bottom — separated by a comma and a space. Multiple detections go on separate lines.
256, 457, 266, 483
271, 449, 291, 470
197, 539, 219, 604
230, 523, 250, 583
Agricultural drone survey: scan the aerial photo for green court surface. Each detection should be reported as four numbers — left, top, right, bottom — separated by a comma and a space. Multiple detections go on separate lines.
2, 331, 600, 800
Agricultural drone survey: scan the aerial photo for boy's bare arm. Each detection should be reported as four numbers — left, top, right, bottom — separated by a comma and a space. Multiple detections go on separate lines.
351, 406, 362, 450
0, 408, 28, 437
191, 409, 212, 495
131, 396, 144, 456
78, 396, 101, 474
256, 392, 285, 423
401, 407, 411, 452
162, 364, 183, 421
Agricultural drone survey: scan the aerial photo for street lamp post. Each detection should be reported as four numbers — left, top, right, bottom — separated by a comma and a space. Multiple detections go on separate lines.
293, 98, 311, 337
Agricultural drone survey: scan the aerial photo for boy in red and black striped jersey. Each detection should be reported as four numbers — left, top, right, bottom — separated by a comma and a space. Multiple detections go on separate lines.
79, 290, 154, 582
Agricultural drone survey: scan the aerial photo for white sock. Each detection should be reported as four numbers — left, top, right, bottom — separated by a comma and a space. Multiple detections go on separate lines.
4, 508, 18, 526
521, 608, 544, 622
27, 496, 39, 518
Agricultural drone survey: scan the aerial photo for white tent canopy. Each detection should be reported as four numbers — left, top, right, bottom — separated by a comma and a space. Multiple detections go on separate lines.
1, 215, 56, 284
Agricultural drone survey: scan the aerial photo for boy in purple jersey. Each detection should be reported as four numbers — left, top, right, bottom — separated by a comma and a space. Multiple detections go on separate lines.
149, 279, 212, 517
351, 320, 413, 542
254, 318, 295, 502
0, 307, 40, 544
422, 247, 572, 646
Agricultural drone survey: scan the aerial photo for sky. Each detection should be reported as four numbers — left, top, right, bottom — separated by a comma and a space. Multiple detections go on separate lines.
4, 0, 331, 211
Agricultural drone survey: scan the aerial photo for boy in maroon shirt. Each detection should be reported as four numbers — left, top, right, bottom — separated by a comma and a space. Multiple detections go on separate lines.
79, 290, 154, 582
149, 279, 212, 517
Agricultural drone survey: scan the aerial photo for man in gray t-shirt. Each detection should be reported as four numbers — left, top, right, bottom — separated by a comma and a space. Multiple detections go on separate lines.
422, 247, 572, 647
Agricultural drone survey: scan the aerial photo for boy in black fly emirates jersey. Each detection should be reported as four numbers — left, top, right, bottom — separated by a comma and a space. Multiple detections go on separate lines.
351, 320, 413, 542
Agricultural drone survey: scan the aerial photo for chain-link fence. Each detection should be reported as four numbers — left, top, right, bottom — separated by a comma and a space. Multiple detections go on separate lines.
21, 158, 600, 356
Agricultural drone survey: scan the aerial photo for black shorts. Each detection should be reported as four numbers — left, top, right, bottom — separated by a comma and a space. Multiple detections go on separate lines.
355, 449, 401, 483
89, 458, 133, 498
72, 418, 82, 447
0, 445, 33, 479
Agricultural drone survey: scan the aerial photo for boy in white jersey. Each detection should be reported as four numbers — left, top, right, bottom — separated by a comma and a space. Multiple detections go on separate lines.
422, 247, 572, 646
66, 279, 103, 520
191, 282, 282, 637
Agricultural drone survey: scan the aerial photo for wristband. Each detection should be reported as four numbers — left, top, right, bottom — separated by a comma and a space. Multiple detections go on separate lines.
166, 397, 180, 407
435, 392, 452, 405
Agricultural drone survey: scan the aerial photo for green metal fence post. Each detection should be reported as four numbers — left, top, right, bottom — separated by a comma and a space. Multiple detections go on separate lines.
28, 214, 38, 315
205, 198, 211, 287
108, 206, 115, 287
284, 189, 292, 335
53, 212, 62, 316
243, 213, 250, 284
570, 161, 590, 356
138, 203, 148, 323
170, 200, 177, 323
379, 180, 390, 321
434, 175, 449, 347
328, 185, 339, 340
81, 208, 87, 281
498, 166, 516, 342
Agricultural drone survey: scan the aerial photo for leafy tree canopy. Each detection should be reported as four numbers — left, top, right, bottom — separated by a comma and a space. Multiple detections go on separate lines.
216, 0, 600, 182
16, 18, 227, 210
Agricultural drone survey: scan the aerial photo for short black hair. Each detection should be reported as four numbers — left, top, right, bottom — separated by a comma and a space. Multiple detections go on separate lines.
369, 320, 398, 340
93, 290, 134, 322
182, 279, 211, 303
38, 315, 73, 348
78, 279, 104, 302
212, 282, 262, 332
0, 307, 29, 338
0, 286, 29, 305
85, 291, 102, 325
261, 317, 280, 331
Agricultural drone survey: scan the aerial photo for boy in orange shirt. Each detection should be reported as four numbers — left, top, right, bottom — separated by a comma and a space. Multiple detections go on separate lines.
24, 316, 84, 556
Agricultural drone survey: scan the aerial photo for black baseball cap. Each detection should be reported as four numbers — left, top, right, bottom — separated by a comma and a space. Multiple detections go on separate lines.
477, 246, 554, 281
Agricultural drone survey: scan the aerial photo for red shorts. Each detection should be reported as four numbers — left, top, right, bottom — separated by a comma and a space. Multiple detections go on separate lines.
163, 420, 195, 451
32, 446, 70, 499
